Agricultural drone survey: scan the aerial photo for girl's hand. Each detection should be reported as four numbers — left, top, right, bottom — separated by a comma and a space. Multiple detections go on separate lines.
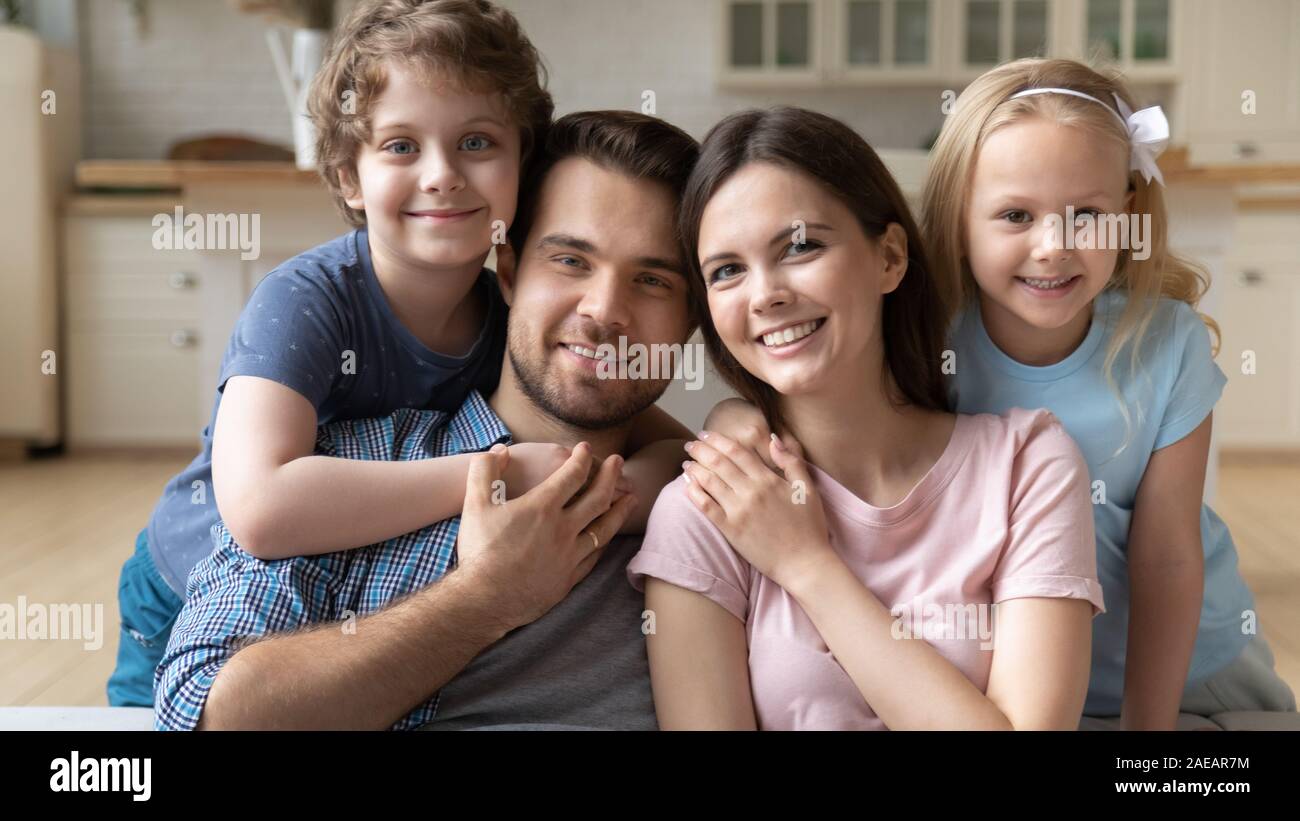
703, 398, 777, 470
618, 439, 688, 534
681, 431, 836, 588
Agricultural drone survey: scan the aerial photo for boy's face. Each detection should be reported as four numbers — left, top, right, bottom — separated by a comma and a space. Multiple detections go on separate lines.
342, 60, 521, 273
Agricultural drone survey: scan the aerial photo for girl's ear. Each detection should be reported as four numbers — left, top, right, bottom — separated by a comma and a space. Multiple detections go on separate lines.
494, 243, 517, 306
879, 222, 910, 295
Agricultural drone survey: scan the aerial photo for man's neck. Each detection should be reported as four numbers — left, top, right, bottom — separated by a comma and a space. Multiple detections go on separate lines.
488, 362, 633, 463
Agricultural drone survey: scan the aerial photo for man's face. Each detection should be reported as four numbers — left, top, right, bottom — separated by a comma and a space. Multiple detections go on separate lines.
498, 157, 692, 429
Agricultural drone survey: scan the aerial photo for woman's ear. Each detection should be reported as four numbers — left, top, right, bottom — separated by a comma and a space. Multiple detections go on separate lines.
879, 222, 910, 295
494, 243, 518, 306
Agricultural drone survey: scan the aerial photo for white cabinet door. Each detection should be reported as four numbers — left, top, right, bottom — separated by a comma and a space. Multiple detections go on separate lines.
1215, 258, 1300, 448
1185, 0, 1300, 165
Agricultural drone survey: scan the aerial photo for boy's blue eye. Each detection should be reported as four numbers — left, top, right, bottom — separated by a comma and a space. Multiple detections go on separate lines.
461, 135, 493, 151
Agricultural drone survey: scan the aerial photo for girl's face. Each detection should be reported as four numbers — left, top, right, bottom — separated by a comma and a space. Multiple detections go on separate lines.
964, 118, 1132, 339
697, 161, 908, 398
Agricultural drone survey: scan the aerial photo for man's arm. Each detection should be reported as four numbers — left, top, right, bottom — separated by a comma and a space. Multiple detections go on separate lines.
176, 442, 635, 730
199, 569, 510, 730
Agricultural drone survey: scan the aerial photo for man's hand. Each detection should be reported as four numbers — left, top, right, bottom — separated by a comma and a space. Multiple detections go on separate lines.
456, 442, 638, 630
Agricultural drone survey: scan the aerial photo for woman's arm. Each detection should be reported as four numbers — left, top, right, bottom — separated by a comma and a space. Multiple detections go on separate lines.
787, 557, 1093, 730
1120, 414, 1210, 730
643, 578, 758, 729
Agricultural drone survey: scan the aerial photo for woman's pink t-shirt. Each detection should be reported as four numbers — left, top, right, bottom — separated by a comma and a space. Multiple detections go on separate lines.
627, 408, 1105, 730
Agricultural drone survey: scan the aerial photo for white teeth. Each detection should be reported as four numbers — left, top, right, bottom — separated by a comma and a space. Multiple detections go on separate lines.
565, 344, 609, 361
761, 319, 822, 348
1019, 276, 1077, 290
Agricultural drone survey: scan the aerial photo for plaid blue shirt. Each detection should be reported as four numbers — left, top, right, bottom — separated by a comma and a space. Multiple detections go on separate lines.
153, 389, 511, 731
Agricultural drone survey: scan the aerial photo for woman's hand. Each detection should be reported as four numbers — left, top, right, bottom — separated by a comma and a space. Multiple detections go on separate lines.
681, 431, 836, 588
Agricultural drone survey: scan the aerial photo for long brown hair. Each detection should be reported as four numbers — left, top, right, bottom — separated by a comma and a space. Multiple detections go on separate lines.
678, 106, 950, 433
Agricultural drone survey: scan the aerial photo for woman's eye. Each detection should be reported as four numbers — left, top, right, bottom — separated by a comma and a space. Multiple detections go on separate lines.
782, 240, 820, 258
460, 135, 493, 151
384, 140, 417, 156
708, 263, 741, 284
1003, 210, 1032, 225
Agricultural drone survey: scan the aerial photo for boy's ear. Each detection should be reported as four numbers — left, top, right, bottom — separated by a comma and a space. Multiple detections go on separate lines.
494, 243, 518, 306
338, 167, 363, 211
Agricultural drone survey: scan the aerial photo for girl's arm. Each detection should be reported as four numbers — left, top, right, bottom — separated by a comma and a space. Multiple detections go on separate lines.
643, 578, 758, 729
617, 404, 694, 533
1120, 414, 1210, 730
212, 375, 567, 560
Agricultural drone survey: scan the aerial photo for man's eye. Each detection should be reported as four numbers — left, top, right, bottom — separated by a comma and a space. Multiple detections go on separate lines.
639, 274, 670, 289
554, 255, 583, 268
461, 135, 493, 151
384, 140, 417, 156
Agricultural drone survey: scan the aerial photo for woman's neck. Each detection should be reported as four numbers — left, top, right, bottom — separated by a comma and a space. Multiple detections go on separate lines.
778, 361, 954, 508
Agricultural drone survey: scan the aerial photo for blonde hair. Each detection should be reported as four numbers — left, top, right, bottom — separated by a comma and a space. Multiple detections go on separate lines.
921, 58, 1219, 453
307, 0, 553, 227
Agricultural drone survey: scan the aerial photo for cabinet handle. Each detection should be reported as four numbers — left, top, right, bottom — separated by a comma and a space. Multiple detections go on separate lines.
169, 271, 196, 289
169, 329, 197, 348
1238, 270, 1264, 286
1233, 141, 1259, 159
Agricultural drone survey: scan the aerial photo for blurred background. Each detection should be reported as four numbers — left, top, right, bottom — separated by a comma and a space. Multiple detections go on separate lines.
0, 0, 1296, 708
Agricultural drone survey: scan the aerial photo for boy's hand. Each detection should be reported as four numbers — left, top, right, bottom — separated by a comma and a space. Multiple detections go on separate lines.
503, 442, 633, 498
703, 398, 776, 470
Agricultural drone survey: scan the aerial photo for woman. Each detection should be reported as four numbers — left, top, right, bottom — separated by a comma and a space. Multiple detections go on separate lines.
626, 107, 1105, 730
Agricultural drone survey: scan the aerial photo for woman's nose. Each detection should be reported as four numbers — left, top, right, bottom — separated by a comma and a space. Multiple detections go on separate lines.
748, 266, 794, 313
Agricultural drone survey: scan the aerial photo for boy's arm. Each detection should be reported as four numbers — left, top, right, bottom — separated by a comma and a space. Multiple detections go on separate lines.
212, 375, 476, 559
1120, 414, 1210, 730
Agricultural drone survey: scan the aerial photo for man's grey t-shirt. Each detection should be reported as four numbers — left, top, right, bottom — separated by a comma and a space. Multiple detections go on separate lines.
422, 535, 657, 731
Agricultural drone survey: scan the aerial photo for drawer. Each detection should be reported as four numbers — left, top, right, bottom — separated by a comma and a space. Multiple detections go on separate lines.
65, 215, 203, 266
66, 330, 203, 447
65, 268, 203, 324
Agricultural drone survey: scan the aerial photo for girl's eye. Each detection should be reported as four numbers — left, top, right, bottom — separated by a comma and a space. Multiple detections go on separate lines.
1074, 208, 1102, 220
1003, 210, 1032, 225
460, 135, 493, 151
384, 139, 417, 156
708, 263, 741, 284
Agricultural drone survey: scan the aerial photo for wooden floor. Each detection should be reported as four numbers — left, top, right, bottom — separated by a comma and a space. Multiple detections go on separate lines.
0, 452, 1296, 706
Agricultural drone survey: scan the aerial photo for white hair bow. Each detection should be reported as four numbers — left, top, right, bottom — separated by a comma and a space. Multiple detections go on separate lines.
1008, 87, 1171, 186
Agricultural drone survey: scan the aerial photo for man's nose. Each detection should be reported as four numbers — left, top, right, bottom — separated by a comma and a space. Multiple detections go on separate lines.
577, 273, 632, 331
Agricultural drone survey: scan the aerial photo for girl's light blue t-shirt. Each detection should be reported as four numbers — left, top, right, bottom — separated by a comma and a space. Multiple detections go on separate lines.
948, 289, 1254, 716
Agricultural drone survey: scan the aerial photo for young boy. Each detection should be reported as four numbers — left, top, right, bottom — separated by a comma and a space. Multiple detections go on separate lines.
108, 0, 687, 707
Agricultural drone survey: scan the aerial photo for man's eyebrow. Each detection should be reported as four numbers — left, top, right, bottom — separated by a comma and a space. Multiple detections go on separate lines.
700, 221, 834, 268
536, 233, 597, 253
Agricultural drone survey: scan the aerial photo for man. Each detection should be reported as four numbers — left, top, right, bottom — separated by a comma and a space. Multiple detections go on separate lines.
154, 111, 701, 730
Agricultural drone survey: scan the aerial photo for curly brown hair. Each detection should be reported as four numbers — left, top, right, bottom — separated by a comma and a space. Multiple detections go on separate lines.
307, 0, 554, 226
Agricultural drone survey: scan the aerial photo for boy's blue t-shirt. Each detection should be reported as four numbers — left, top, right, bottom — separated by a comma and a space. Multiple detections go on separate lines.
947, 289, 1255, 716
145, 228, 507, 594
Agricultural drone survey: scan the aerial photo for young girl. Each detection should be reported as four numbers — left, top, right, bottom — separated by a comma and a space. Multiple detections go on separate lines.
926, 58, 1294, 727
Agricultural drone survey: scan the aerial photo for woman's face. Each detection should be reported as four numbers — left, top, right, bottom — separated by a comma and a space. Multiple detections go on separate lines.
696, 161, 909, 399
